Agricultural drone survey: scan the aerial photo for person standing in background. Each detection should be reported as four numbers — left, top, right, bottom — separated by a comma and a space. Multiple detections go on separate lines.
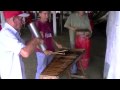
64, 11, 92, 71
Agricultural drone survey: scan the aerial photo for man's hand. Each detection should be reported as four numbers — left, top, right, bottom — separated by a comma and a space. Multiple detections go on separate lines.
70, 27, 77, 31
36, 38, 44, 45
85, 32, 92, 38
56, 43, 63, 49
43, 50, 53, 55
40, 31, 44, 38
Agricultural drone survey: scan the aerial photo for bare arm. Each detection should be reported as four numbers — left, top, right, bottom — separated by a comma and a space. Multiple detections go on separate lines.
64, 24, 77, 32
20, 38, 41, 58
52, 39, 62, 49
64, 14, 77, 32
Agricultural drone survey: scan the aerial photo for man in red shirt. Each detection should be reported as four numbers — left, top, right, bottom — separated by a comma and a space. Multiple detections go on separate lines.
35, 11, 63, 79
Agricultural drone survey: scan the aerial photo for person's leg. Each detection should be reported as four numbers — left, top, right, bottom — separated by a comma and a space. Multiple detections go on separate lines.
35, 52, 47, 79
70, 61, 78, 74
81, 37, 91, 70
75, 36, 89, 70
47, 55, 54, 65
69, 30, 75, 49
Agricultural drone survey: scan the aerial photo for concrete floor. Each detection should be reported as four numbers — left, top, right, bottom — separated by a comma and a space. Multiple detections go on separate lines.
21, 22, 106, 79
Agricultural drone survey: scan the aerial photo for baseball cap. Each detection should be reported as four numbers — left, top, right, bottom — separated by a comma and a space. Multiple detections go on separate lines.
3, 11, 30, 19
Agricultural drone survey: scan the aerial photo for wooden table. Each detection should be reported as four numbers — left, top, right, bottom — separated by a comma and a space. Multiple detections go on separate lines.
39, 49, 86, 79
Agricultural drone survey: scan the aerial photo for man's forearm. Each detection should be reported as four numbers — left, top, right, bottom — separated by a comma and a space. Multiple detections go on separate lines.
20, 38, 40, 58
65, 25, 77, 31
26, 38, 39, 53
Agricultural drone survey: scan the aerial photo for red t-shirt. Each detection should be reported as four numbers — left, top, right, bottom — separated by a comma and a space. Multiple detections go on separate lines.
35, 20, 55, 52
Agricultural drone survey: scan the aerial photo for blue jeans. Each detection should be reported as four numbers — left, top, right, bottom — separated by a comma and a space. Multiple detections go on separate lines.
35, 52, 53, 79
71, 62, 78, 74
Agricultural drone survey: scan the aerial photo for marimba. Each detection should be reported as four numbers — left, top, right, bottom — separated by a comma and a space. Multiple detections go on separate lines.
40, 49, 86, 79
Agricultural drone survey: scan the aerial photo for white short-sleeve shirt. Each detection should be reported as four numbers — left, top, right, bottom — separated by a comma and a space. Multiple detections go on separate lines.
0, 23, 26, 79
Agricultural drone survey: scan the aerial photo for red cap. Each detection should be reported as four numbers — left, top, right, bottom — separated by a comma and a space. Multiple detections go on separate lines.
3, 11, 29, 19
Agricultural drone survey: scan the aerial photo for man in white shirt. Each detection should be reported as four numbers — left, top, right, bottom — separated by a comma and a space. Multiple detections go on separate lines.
0, 11, 49, 79
104, 11, 120, 79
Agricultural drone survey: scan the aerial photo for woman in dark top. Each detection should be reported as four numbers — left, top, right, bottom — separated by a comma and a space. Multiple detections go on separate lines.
35, 11, 63, 79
